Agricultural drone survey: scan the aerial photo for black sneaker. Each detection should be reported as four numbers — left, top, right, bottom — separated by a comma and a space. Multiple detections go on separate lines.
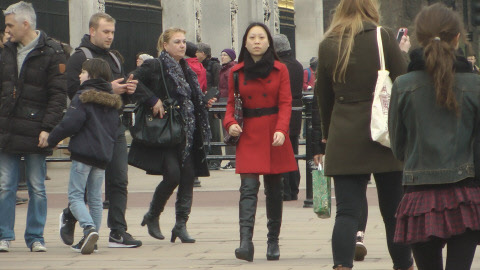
71, 226, 98, 255
108, 231, 142, 248
59, 208, 77, 245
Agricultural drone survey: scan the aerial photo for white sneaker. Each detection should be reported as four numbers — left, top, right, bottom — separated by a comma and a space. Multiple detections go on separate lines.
0, 240, 10, 252
31, 241, 47, 252
354, 231, 367, 261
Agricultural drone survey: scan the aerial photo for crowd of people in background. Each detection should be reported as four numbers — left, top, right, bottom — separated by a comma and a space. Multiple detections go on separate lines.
0, 0, 479, 269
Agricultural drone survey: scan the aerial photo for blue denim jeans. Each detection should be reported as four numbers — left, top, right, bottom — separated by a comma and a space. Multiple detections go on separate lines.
68, 160, 105, 231
0, 152, 47, 248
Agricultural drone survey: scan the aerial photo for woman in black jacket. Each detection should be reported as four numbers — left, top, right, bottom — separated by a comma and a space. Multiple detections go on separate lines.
129, 28, 213, 243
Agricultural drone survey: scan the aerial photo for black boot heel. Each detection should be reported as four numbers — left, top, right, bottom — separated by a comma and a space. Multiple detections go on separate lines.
171, 225, 195, 243
141, 214, 165, 240
266, 242, 280, 260
235, 241, 254, 262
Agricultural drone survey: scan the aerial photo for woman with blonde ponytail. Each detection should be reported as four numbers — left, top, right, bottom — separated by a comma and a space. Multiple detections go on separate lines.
315, 0, 413, 269
389, 3, 480, 269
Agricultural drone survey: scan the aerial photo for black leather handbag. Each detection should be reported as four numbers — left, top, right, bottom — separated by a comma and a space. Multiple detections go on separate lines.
130, 59, 184, 147
224, 71, 243, 146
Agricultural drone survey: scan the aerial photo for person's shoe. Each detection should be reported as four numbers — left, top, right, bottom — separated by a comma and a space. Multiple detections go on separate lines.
208, 162, 220, 170
45, 175, 51, 180
15, 196, 28, 205
108, 231, 142, 248
72, 243, 98, 253
102, 200, 110, 209
30, 241, 47, 252
235, 240, 254, 262
171, 224, 195, 243
291, 194, 298, 201
71, 226, 98, 255
354, 231, 367, 261
222, 162, 235, 170
283, 194, 292, 201
266, 242, 280, 260
141, 213, 165, 240
0, 240, 10, 252
59, 209, 76, 245
193, 177, 201, 188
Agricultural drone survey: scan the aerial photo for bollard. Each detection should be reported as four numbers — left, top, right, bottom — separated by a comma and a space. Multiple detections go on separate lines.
302, 95, 314, 208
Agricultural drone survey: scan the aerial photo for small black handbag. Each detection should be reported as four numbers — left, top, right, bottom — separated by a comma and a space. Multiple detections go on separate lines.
224, 71, 243, 146
129, 59, 184, 147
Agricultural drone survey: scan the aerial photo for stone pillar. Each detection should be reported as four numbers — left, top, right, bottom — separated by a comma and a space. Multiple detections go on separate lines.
201, 0, 231, 57
68, 0, 105, 48
295, 0, 324, 67
162, 0, 198, 43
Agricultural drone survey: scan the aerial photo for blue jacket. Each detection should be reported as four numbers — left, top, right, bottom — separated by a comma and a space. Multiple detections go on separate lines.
389, 52, 480, 185
48, 79, 122, 169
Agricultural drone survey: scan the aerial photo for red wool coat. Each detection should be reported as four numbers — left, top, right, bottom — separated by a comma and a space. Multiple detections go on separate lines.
223, 61, 297, 174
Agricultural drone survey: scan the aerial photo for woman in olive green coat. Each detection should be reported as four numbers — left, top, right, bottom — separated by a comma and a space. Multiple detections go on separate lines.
314, 0, 413, 269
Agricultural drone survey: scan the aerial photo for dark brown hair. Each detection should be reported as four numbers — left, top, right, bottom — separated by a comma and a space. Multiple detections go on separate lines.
415, 3, 465, 113
238, 22, 279, 63
82, 58, 112, 82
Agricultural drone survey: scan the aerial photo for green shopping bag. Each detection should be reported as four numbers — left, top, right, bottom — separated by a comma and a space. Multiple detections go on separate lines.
313, 164, 331, 218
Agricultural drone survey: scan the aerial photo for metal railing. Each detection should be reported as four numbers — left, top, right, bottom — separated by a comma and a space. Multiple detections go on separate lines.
45, 95, 317, 208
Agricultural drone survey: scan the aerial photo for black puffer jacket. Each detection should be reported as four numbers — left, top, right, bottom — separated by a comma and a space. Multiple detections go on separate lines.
48, 79, 122, 169
202, 57, 221, 88
277, 50, 304, 136
66, 34, 124, 100
0, 31, 67, 154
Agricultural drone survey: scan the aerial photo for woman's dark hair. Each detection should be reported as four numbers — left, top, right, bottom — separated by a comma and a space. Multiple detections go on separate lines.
415, 3, 465, 113
238, 22, 279, 62
82, 58, 112, 82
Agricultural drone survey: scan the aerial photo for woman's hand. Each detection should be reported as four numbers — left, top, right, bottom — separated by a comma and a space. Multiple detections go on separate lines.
152, 99, 165, 118
313, 154, 324, 167
228, 124, 243, 137
207, 97, 217, 108
272, 131, 285, 146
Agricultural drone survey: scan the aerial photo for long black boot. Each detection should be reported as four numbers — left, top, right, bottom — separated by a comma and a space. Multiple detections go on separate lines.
235, 175, 260, 262
141, 180, 175, 240
172, 166, 196, 243
264, 175, 283, 260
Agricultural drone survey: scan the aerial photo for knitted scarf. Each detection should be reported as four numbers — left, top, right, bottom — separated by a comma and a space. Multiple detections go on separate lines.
159, 51, 211, 163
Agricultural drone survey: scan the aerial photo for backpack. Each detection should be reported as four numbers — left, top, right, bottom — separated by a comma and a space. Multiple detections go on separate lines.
78, 47, 121, 71
305, 67, 312, 82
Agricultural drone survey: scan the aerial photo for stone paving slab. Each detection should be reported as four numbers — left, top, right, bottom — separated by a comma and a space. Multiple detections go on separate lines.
5, 162, 480, 269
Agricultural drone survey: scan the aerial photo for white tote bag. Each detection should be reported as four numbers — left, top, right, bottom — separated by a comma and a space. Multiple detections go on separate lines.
370, 26, 392, 148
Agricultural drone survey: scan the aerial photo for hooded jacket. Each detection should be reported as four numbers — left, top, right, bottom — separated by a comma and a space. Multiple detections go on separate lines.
48, 79, 122, 169
0, 31, 67, 155
186, 57, 207, 92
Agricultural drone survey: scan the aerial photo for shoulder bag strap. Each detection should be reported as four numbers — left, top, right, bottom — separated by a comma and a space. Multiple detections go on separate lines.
233, 71, 239, 97
156, 58, 171, 100
376, 26, 386, 71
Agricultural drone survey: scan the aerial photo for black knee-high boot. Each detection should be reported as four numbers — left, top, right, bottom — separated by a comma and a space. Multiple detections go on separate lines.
235, 175, 260, 262
171, 172, 195, 243
264, 174, 283, 260
141, 180, 175, 240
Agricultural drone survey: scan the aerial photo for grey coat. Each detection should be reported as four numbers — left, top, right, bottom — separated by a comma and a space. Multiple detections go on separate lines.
315, 22, 406, 176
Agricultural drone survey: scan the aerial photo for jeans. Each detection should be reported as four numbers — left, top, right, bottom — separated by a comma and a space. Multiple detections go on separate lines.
332, 172, 413, 269
105, 125, 129, 233
0, 152, 47, 248
68, 160, 105, 230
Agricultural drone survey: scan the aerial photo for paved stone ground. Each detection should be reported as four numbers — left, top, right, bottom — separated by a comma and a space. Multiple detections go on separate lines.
3, 162, 480, 269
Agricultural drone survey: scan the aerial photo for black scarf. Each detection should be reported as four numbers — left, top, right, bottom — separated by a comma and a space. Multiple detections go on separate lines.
408, 48, 472, 73
243, 48, 275, 81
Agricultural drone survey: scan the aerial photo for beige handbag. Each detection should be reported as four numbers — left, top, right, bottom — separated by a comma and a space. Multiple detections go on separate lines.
370, 26, 393, 148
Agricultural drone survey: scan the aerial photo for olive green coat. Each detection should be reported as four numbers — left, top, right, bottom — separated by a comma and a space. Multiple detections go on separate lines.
315, 22, 406, 176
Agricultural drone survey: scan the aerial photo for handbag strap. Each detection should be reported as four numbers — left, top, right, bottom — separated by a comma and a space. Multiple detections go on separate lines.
156, 58, 172, 100
233, 71, 239, 97
376, 26, 386, 71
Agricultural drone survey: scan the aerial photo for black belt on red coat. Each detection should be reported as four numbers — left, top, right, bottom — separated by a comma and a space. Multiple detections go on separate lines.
243, 106, 279, 118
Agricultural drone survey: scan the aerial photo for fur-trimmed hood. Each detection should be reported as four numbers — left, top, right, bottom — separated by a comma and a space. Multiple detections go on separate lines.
79, 89, 123, 110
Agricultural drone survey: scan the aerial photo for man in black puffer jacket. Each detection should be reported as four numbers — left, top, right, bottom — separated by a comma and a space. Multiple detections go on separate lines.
0, 1, 66, 252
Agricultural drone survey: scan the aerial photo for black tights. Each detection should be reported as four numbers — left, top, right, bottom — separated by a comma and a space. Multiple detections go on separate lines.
411, 230, 480, 270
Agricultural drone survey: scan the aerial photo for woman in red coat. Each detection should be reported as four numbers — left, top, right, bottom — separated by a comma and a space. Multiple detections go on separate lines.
223, 22, 297, 262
